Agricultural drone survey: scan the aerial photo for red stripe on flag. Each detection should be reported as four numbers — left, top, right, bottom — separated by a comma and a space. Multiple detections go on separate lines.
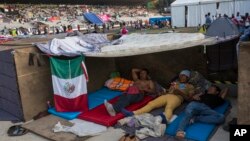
54, 94, 88, 112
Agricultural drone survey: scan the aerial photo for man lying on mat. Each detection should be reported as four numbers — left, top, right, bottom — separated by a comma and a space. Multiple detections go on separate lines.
104, 68, 155, 116
176, 85, 229, 139
122, 70, 195, 124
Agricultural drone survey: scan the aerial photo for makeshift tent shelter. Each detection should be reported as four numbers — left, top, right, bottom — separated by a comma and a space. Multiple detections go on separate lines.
205, 18, 239, 72
0, 33, 237, 122
206, 17, 240, 37
171, 0, 250, 27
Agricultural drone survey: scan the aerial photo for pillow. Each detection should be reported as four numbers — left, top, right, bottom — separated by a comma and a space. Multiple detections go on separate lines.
188, 71, 212, 93
105, 77, 134, 91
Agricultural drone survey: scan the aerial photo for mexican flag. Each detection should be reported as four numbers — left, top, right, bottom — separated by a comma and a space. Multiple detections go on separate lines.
50, 56, 88, 112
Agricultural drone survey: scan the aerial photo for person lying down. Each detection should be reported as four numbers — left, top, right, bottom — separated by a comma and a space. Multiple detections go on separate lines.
175, 85, 229, 139
104, 68, 155, 116
122, 70, 195, 124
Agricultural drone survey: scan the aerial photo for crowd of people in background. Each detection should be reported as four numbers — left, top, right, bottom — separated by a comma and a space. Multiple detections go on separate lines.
0, 4, 162, 37
203, 11, 250, 32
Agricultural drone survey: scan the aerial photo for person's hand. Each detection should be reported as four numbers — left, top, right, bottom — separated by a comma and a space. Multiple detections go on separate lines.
192, 94, 200, 100
170, 82, 178, 89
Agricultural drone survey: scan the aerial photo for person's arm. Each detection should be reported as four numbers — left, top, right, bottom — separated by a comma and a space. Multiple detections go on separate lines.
132, 68, 141, 81
173, 84, 195, 101
173, 88, 192, 101
143, 80, 155, 94
220, 88, 229, 99
192, 92, 203, 100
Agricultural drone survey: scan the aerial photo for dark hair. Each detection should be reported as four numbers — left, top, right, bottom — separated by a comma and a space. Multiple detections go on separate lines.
68, 25, 72, 29
141, 68, 149, 74
211, 85, 221, 94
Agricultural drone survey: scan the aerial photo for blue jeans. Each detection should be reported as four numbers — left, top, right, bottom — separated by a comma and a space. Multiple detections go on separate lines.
177, 101, 225, 131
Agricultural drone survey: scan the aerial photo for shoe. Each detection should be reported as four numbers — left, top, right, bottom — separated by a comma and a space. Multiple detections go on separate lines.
7, 125, 28, 136
104, 100, 116, 116
223, 118, 237, 132
169, 115, 178, 123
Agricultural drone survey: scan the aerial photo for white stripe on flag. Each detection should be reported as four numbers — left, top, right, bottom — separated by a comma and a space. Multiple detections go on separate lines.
52, 75, 87, 99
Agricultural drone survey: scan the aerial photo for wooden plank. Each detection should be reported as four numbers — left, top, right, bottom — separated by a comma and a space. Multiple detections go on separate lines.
13, 47, 53, 121
238, 42, 250, 124
22, 115, 90, 141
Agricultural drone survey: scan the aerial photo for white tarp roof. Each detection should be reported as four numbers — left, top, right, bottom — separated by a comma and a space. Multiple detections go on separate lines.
85, 33, 217, 57
34, 33, 217, 57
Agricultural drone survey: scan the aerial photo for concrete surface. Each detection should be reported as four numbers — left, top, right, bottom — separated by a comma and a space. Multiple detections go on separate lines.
0, 96, 236, 141
0, 121, 48, 141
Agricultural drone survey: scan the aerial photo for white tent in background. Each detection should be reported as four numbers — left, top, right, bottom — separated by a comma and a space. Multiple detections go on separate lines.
171, 0, 250, 27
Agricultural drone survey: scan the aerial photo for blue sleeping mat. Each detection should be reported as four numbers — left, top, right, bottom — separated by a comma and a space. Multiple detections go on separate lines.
48, 87, 122, 120
88, 87, 123, 109
166, 101, 230, 141
48, 108, 81, 120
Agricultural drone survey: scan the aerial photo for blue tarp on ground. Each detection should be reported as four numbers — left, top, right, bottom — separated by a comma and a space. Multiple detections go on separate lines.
83, 12, 104, 25
88, 87, 122, 109
149, 16, 171, 25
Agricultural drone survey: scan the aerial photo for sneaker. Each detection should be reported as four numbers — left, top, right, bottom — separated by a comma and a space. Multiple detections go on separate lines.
169, 115, 178, 123
104, 100, 116, 116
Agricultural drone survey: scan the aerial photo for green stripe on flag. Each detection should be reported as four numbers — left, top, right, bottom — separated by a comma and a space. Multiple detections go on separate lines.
50, 56, 84, 79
